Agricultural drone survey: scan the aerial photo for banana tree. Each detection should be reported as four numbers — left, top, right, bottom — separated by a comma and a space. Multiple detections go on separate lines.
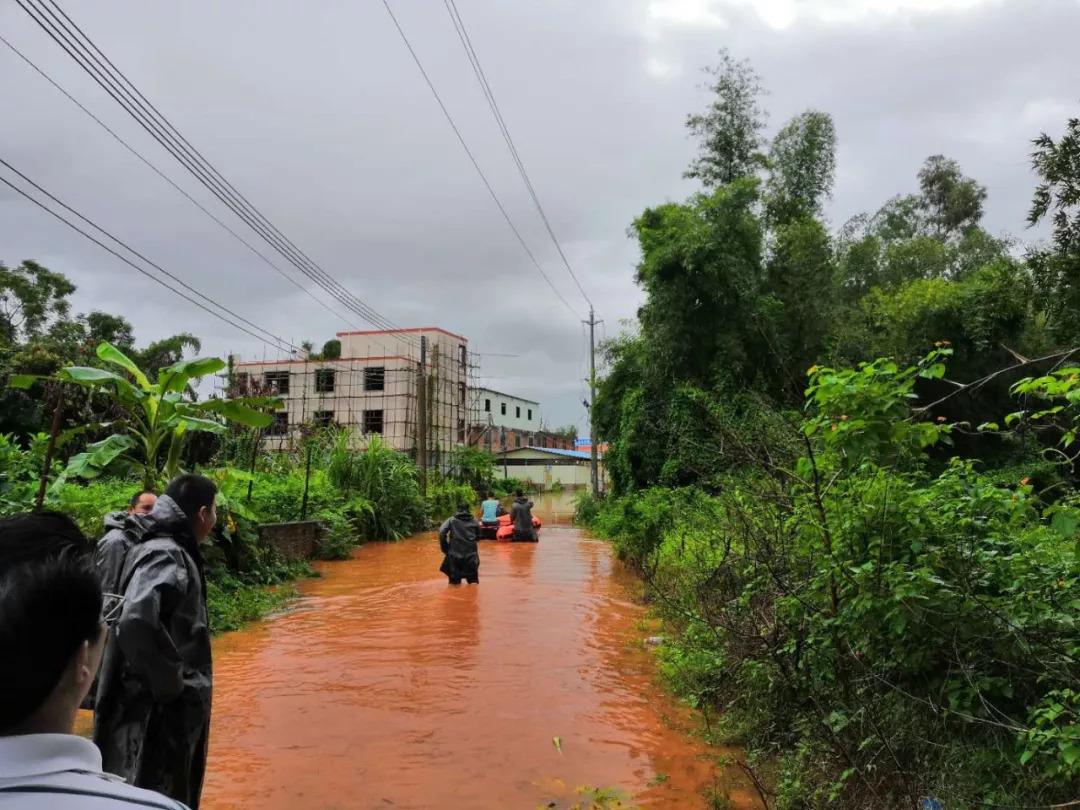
13, 341, 278, 490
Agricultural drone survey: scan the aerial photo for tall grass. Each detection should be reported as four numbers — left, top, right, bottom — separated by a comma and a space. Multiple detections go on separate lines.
327, 431, 424, 540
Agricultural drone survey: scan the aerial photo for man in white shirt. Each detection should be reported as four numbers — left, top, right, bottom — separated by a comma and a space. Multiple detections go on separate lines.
0, 511, 189, 809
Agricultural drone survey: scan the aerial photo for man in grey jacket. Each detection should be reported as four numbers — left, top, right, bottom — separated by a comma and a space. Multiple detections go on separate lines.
92, 475, 217, 810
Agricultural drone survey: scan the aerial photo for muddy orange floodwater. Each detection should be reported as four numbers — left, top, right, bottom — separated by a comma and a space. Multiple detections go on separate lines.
201, 502, 760, 809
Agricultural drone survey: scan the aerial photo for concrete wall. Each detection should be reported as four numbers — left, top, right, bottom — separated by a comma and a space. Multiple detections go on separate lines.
259, 521, 325, 561
494, 449, 601, 490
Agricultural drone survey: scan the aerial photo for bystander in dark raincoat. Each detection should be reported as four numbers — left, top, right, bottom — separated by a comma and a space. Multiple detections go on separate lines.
94, 510, 148, 596
439, 504, 481, 584
93, 490, 213, 809
84, 506, 152, 712
510, 492, 537, 542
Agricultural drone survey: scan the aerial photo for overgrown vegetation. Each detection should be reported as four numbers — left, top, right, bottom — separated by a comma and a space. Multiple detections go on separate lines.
581, 51, 1080, 807
0, 338, 493, 634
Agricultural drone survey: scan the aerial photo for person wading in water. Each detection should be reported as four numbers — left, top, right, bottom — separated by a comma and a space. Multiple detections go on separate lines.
439, 502, 481, 585
510, 490, 537, 542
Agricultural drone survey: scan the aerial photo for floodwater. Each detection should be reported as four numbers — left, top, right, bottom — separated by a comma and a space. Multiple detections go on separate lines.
199, 493, 760, 809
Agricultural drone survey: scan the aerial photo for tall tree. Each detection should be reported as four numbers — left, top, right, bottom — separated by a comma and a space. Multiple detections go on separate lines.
765, 216, 836, 382
634, 178, 765, 384
765, 111, 837, 225
0, 260, 75, 345
1028, 117, 1080, 344
684, 50, 768, 188
136, 334, 202, 377
917, 154, 987, 239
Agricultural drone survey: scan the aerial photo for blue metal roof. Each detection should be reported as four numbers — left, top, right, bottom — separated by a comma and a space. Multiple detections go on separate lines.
499, 445, 594, 460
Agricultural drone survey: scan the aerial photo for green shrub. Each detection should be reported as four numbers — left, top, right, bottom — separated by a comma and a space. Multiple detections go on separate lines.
586, 352, 1080, 807
206, 572, 298, 634
425, 478, 476, 524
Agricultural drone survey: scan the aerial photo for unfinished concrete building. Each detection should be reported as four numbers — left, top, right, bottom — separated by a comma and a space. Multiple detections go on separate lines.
232, 327, 470, 470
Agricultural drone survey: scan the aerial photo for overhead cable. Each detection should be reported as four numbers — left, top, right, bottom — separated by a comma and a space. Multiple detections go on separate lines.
0, 32, 362, 333
442, 0, 593, 309
380, 0, 582, 320
0, 158, 296, 354
16, 0, 421, 351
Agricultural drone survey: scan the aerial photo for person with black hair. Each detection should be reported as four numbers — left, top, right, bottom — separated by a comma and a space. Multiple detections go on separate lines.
95, 490, 157, 596
438, 502, 481, 585
82, 491, 158, 713
511, 489, 537, 542
93, 474, 217, 810
0, 512, 189, 809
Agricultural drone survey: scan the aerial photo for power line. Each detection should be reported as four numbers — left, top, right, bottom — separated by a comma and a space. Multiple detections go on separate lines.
0, 32, 361, 333
0, 158, 295, 354
16, 0, 421, 352
24, 0, 413, 346
380, 0, 582, 320
441, 0, 593, 309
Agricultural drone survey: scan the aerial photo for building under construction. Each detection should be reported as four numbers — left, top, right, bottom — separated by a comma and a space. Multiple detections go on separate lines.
232, 327, 471, 472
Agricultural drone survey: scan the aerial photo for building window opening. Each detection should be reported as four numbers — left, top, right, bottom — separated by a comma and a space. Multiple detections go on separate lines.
527, 409, 532, 421
364, 366, 385, 392
264, 370, 290, 395
458, 382, 466, 404
457, 419, 465, 443
500, 402, 507, 416
315, 369, 335, 393
485, 398, 491, 412
313, 410, 334, 428
268, 411, 289, 436
459, 344, 467, 368
515, 406, 521, 419
363, 409, 384, 435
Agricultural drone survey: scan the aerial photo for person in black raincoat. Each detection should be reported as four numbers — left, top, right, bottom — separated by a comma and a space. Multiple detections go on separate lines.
439, 503, 481, 584
92, 475, 217, 810
83, 490, 157, 713
510, 490, 537, 542
94, 490, 156, 595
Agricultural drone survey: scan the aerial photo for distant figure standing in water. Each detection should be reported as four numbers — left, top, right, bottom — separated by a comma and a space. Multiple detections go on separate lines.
439, 503, 481, 585
510, 490, 537, 542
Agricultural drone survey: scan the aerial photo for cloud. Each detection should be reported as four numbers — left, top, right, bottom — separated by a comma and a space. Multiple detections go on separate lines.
0, 0, 1075, 426
644, 0, 1002, 32
645, 56, 682, 79
646, 0, 729, 28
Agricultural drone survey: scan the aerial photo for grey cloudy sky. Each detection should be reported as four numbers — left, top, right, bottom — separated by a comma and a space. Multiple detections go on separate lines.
1, 0, 1077, 429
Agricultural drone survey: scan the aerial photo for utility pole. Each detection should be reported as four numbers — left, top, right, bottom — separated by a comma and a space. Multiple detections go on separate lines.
417, 336, 428, 497
586, 307, 601, 498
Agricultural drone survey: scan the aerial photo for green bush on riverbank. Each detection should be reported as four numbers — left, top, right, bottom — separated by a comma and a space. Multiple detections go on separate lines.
1, 427, 485, 633
578, 355, 1080, 808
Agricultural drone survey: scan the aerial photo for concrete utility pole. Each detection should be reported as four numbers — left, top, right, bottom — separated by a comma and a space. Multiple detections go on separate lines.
418, 336, 428, 497
586, 307, 601, 498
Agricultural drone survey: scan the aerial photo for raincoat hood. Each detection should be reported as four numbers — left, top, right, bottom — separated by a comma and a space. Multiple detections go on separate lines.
103, 510, 128, 531
137, 494, 192, 539
134, 493, 206, 580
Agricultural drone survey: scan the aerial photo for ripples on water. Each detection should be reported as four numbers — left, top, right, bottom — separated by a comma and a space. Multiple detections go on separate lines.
202, 497, 758, 809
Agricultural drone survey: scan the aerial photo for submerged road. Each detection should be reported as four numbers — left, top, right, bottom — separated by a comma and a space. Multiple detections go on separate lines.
201, 495, 758, 809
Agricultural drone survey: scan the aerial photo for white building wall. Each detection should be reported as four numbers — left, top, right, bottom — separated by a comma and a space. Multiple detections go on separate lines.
471, 387, 540, 432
